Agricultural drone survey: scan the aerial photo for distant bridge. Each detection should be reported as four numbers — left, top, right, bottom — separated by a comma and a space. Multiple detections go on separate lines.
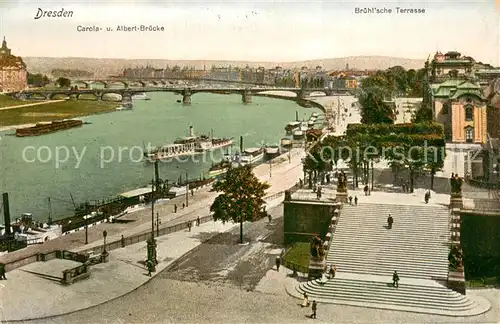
69, 77, 278, 88
11, 86, 357, 104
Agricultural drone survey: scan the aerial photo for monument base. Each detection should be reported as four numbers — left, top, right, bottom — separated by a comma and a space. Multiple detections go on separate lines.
450, 196, 463, 209
308, 257, 326, 280
336, 191, 348, 203
447, 269, 466, 295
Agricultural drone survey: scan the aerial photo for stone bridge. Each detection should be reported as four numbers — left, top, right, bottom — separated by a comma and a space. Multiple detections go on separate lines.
10, 87, 356, 105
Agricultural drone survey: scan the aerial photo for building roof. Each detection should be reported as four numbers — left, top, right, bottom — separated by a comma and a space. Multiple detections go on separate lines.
431, 80, 484, 100
433, 59, 473, 65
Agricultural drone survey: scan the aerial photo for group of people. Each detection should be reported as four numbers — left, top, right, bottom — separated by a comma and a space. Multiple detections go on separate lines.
301, 293, 318, 319
348, 195, 358, 205
187, 216, 201, 231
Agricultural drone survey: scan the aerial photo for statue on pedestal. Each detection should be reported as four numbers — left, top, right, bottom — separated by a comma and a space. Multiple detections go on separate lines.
450, 173, 463, 197
310, 235, 325, 260
337, 171, 348, 193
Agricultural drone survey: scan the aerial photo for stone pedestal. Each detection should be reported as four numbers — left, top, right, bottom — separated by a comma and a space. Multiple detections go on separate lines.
242, 93, 252, 104
182, 94, 191, 105
447, 269, 466, 295
449, 194, 463, 209
101, 251, 109, 263
336, 191, 348, 203
308, 256, 326, 280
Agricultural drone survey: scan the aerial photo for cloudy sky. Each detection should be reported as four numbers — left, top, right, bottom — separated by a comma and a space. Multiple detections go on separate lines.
0, 0, 498, 64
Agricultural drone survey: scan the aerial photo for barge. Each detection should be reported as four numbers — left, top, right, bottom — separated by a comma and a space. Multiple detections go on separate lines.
15, 119, 83, 137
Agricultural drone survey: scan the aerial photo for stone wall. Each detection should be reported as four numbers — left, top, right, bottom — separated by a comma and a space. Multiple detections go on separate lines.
283, 200, 335, 245
461, 212, 500, 279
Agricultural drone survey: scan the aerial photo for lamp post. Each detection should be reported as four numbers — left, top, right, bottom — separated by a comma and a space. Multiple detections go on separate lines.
102, 230, 107, 253
371, 160, 374, 191
151, 178, 155, 238
156, 212, 161, 237
269, 161, 272, 178
185, 170, 189, 207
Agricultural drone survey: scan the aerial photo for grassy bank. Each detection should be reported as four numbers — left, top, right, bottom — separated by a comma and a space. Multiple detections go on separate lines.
0, 95, 37, 108
283, 242, 310, 269
0, 100, 118, 127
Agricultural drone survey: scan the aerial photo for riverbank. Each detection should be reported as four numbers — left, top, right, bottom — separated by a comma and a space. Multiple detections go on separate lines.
0, 99, 119, 129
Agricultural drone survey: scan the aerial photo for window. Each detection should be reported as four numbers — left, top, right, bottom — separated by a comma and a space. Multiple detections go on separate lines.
465, 127, 474, 143
465, 104, 473, 121
442, 102, 449, 114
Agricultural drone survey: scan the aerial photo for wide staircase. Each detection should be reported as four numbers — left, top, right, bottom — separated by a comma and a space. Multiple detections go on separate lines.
289, 202, 491, 316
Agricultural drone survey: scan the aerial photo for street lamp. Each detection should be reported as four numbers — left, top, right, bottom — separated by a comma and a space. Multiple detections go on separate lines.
102, 230, 107, 253
185, 169, 189, 207
156, 212, 161, 237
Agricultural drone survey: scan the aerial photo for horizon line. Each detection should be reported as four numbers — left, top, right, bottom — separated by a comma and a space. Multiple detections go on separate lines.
21, 54, 427, 63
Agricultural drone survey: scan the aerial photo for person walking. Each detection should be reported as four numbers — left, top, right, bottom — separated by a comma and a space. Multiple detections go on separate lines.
348, 196, 353, 205
196, 216, 200, 226
311, 300, 317, 319
147, 259, 153, 277
424, 190, 430, 204
387, 214, 394, 229
174, 204, 177, 213
301, 292, 310, 307
0, 263, 6, 280
392, 271, 400, 288
354, 196, 358, 206
187, 221, 192, 232
275, 256, 281, 272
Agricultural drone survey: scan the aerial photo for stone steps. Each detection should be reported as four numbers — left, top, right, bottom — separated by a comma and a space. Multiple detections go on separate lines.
326, 202, 451, 280
288, 277, 490, 316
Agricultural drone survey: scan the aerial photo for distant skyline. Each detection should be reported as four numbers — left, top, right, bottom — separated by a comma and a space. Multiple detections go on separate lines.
0, 0, 499, 65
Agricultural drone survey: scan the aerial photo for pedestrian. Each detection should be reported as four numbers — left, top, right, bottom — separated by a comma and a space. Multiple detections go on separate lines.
0, 263, 6, 280
182, 203, 185, 209
311, 300, 317, 319
402, 183, 406, 193
424, 190, 430, 204
191, 189, 194, 196
188, 221, 192, 232
268, 213, 272, 223
121, 234, 125, 248
301, 292, 310, 307
354, 196, 358, 206
275, 256, 281, 271
392, 271, 400, 288
197, 216, 200, 226
364, 185, 368, 196
348, 196, 353, 205
174, 204, 177, 213
147, 259, 153, 277
387, 214, 394, 229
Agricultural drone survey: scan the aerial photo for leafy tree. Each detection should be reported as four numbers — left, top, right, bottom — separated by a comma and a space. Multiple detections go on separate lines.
359, 88, 394, 124
210, 165, 270, 243
27, 73, 50, 87
412, 103, 433, 123
55, 77, 71, 88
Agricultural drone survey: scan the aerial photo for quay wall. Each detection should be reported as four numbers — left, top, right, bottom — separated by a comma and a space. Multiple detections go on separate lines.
1, 94, 331, 272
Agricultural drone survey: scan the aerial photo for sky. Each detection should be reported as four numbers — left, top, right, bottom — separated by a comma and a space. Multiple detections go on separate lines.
0, 0, 498, 65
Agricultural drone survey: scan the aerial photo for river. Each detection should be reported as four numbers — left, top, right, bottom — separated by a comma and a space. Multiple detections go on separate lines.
0, 92, 321, 221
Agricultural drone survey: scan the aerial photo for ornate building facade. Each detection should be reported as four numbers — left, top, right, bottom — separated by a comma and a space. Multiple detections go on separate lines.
430, 80, 487, 143
0, 37, 27, 93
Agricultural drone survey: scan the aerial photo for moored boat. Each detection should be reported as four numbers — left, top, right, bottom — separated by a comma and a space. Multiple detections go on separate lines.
144, 126, 233, 162
208, 160, 232, 178
239, 147, 265, 165
15, 119, 83, 137
265, 145, 281, 159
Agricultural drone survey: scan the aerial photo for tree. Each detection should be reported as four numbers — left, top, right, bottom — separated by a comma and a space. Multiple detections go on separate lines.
55, 77, 71, 88
359, 89, 394, 124
27, 73, 50, 87
210, 165, 270, 243
412, 103, 433, 123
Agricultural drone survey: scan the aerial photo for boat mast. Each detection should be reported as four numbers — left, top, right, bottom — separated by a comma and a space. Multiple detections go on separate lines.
211, 128, 214, 139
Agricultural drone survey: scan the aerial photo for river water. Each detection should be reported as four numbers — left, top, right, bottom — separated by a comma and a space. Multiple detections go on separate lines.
0, 92, 321, 221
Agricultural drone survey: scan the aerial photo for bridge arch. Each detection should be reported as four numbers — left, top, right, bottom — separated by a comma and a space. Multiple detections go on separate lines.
49, 93, 71, 100
105, 80, 128, 88
101, 92, 122, 101
71, 81, 89, 89
127, 80, 146, 87
257, 90, 297, 98
309, 91, 327, 97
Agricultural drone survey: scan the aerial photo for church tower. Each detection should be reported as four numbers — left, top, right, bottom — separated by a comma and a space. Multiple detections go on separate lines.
0, 37, 12, 56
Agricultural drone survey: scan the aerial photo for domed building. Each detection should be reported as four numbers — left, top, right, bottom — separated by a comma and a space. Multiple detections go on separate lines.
0, 37, 27, 93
